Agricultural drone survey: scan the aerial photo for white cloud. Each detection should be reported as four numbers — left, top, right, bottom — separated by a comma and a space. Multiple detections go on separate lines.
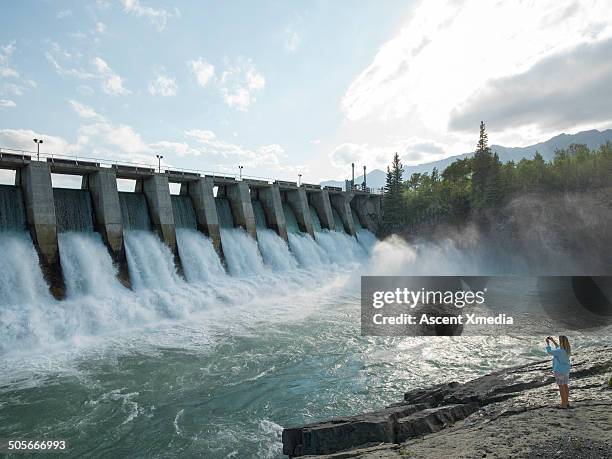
341, 0, 612, 148
219, 58, 265, 111
449, 37, 612, 132
285, 28, 300, 53
330, 137, 448, 173
1, 119, 291, 178
45, 45, 128, 97
75, 121, 150, 159
185, 129, 216, 143
309, 139, 321, 145
188, 58, 215, 87
96, 22, 107, 33
69, 100, 103, 120
45, 42, 95, 79
92, 57, 130, 95
149, 141, 200, 157
185, 128, 285, 167
122, 0, 180, 31
187, 56, 266, 111
0, 42, 19, 78
57, 9, 72, 19
148, 72, 178, 96
0, 129, 74, 155
0, 99, 16, 108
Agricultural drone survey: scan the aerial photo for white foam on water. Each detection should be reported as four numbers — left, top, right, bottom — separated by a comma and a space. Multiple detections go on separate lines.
220, 228, 265, 276
124, 230, 179, 289
0, 231, 50, 305
59, 232, 120, 297
0, 224, 357, 359
0, 232, 54, 353
175, 228, 225, 283
256, 229, 298, 271
314, 230, 367, 265
356, 229, 378, 253
287, 232, 330, 267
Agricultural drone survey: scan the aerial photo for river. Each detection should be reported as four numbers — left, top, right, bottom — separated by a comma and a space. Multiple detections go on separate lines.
0, 228, 609, 458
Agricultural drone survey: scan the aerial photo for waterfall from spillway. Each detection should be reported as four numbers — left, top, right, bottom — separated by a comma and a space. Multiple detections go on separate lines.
356, 229, 377, 252
282, 202, 301, 233
351, 207, 363, 231
176, 228, 225, 282
309, 205, 322, 232
220, 228, 265, 276
252, 199, 297, 270
257, 229, 298, 271
287, 232, 329, 267
282, 203, 327, 267
0, 232, 50, 306
125, 230, 179, 289
251, 200, 267, 229
0, 185, 27, 231
350, 207, 377, 252
215, 197, 265, 275
310, 203, 369, 264
59, 232, 121, 297
215, 197, 234, 228
331, 207, 345, 233
119, 192, 152, 231
172, 195, 198, 230
0, 232, 53, 353
0, 181, 378, 356
53, 188, 95, 233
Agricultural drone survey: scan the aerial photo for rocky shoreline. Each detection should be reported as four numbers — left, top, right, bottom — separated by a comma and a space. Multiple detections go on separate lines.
282, 346, 612, 458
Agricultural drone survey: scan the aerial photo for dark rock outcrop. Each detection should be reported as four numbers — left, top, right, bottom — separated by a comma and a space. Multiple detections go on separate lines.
282, 346, 612, 458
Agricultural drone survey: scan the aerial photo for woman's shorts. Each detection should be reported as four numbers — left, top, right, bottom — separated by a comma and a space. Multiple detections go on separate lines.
554, 372, 570, 385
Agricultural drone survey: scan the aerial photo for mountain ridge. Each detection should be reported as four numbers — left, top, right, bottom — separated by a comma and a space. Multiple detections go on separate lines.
321, 128, 612, 189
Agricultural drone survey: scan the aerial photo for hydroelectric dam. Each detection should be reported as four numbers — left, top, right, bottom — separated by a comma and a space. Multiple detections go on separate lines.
0, 150, 381, 299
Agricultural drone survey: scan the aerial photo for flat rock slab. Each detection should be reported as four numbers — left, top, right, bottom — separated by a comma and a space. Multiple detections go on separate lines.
283, 347, 612, 458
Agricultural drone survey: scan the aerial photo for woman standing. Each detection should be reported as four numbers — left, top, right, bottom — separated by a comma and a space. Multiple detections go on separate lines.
546, 335, 572, 409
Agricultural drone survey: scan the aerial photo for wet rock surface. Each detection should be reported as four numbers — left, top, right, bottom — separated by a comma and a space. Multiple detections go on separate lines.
283, 347, 612, 458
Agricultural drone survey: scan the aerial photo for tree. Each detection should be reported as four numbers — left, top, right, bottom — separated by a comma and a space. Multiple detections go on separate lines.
470, 121, 504, 207
382, 152, 407, 233
472, 121, 492, 202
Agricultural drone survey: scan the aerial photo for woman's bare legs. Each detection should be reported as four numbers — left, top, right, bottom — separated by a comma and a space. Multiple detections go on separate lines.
558, 384, 569, 408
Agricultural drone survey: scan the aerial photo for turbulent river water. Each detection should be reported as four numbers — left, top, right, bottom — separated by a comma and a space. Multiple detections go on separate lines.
0, 226, 609, 458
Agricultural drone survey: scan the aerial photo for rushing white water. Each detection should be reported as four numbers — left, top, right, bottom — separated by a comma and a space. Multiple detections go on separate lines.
315, 230, 368, 264
257, 229, 298, 271
287, 232, 330, 267
356, 229, 377, 253
176, 228, 225, 283
0, 232, 54, 354
0, 232, 50, 306
59, 232, 120, 297
125, 230, 179, 289
220, 227, 265, 276
2, 221, 611, 459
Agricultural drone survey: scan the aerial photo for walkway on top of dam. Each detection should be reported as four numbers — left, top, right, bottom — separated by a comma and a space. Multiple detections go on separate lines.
0, 147, 383, 195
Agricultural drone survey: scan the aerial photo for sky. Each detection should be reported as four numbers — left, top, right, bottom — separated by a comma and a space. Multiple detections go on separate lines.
1, 0, 612, 186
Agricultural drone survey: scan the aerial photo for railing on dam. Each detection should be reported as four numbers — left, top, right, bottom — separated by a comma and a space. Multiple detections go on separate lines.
0, 146, 383, 194
0, 147, 275, 182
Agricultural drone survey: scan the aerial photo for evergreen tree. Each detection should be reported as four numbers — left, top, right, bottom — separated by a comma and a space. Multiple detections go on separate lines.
472, 121, 492, 200
382, 153, 406, 233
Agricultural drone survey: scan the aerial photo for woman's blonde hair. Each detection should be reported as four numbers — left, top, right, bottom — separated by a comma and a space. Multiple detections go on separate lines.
559, 335, 571, 356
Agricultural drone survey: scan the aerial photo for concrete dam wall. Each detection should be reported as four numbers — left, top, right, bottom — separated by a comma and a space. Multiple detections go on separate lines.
0, 154, 381, 299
